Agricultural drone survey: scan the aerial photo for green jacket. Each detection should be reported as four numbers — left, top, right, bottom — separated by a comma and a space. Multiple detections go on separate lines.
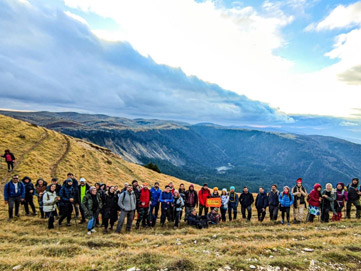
81, 191, 103, 219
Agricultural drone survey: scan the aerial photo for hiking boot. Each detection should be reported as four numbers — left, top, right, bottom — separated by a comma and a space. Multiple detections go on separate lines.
287, 222, 290, 226
281, 220, 284, 225
8, 218, 13, 222
87, 231, 92, 235
79, 220, 86, 224
135, 223, 140, 230
91, 229, 96, 233
103, 229, 108, 234
66, 223, 71, 227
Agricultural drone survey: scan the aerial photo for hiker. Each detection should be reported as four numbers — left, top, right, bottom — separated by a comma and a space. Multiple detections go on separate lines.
228, 186, 239, 221
220, 188, 229, 222
320, 183, 337, 223
78, 178, 90, 224
159, 185, 174, 226
43, 184, 60, 229
198, 184, 211, 216
187, 208, 208, 229
82, 186, 103, 235
207, 207, 221, 225
58, 179, 77, 226
184, 184, 198, 221
332, 182, 348, 221
240, 186, 254, 221
132, 180, 140, 213
35, 178, 47, 218
64, 173, 80, 218
2, 149, 15, 172
255, 187, 268, 222
150, 182, 162, 227
268, 185, 279, 221
136, 183, 152, 229
168, 182, 175, 221
307, 183, 322, 222
22, 176, 37, 216
115, 185, 137, 233
4, 175, 25, 220
292, 178, 308, 223
173, 190, 185, 228
210, 187, 221, 211
178, 183, 187, 219
102, 186, 119, 233
346, 178, 361, 219
98, 183, 107, 226
279, 186, 294, 225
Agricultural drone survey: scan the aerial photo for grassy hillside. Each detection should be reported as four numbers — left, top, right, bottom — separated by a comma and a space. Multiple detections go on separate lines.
1, 114, 361, 271
0, 114, 198, 190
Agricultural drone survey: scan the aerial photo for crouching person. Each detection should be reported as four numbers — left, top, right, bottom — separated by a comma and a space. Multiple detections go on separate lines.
43, 184, 60, 229
82, 187, 103, 235
187, 208, 208, 229
115, 185, 136, 233
207, 207, 221, 225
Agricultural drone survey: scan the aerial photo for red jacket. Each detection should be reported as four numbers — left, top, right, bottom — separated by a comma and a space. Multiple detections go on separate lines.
198, 188, 211, 206
139, 188, 151, 208
308, 184, 322, 207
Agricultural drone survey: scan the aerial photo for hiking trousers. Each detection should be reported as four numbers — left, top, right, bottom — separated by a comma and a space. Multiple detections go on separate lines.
8, 196, 21, 218
346, 200, 361, 218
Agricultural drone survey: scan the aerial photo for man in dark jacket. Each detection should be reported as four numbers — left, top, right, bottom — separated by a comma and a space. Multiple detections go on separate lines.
58, 179, 76, 226
268, 185, 279, 221
4, 175, 25, 220
184, 184, 198, 221
2, 149, 15, 172
159, 185, 174, 226
78, 178, 90, 224
239, 186, 254, 221
187, 208, 208, 229
346, 178, 361, 219
255, 187, 268, 222
22, 176, 37, 216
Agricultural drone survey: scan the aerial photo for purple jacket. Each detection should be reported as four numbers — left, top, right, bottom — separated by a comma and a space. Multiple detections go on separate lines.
335, 189, 348, 207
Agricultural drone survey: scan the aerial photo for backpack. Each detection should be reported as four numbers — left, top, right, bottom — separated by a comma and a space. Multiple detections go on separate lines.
5, 153, 12, 162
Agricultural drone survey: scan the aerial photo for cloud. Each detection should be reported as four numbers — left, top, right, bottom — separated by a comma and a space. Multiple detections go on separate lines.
338, 64, 361, 85
306, 1, 361, 31
0, 0, 293, 125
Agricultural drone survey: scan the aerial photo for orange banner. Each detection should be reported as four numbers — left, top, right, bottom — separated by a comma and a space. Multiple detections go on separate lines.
206, 198, 221, 208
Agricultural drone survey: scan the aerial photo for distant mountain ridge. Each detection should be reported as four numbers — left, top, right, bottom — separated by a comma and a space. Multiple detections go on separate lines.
1, 111, 360, 192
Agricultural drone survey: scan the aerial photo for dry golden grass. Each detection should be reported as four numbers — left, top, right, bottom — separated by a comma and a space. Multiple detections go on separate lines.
0, 114, 199, 190
1, 114, 361, 271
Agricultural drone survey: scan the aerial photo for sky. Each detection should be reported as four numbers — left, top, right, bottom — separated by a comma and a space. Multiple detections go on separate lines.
0, 0, 361, 141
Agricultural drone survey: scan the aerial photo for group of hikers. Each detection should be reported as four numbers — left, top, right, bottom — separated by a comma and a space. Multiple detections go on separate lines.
3, 168, 361, 234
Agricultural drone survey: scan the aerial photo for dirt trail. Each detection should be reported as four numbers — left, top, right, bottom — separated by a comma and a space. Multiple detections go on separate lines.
50, 135, 70, 179
1, 129, 49, 184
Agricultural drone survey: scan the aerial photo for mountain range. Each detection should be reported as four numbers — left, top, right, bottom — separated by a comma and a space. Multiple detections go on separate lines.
1, 110, 360, 192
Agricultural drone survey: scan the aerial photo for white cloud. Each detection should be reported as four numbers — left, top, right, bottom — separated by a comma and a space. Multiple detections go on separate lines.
306, 1, 361, 31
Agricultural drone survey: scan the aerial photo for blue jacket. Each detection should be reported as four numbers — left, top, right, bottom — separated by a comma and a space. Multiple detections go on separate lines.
4, 181, 25, 201
59, 183, 77, 206
255, 192, 268, 209
268, 190, 279, 206
279, 192, 294, 207
228, 192, 239, 208
150, 187, 162, 206
159, 191, 173, 209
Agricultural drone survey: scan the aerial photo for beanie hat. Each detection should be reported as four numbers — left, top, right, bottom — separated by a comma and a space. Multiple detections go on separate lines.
230, 186, 235, 191
143, 182, 149, 187
80, 178, 86, 183
132, 180, 138, 185
283, 186, 290, 191
213, 187, 219, 191
213, 207, 219, 212
89, 186, 96, 192
326, 183, 333, 190
189, 184, 194, 188
296, 178, 302, 184
222, 188, 227, 193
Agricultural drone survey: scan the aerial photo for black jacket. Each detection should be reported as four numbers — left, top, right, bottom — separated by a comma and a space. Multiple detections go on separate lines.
239, 192, 254, 207
255, 192, 268, 210
347, 180, 360, 201
185, 189, 198, 207
268, 190, 279, 206
22, 177, 34, 198
102, 191, 119, 217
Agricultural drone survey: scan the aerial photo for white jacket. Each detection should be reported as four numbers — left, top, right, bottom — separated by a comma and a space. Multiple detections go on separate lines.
42, 191, 58, 212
